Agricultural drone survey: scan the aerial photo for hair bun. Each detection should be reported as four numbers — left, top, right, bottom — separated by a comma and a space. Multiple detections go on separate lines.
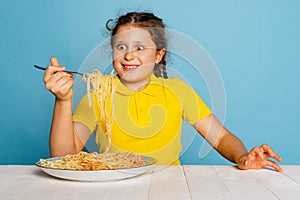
105, 19, 114, 32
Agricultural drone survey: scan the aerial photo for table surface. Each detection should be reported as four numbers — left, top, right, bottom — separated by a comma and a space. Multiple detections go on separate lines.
1, 165, 299, 200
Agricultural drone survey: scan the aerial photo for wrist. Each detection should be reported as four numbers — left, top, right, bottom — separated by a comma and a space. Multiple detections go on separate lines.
236, 153, 249, 170
54, 98, 72, 109
55, 96, 72, 103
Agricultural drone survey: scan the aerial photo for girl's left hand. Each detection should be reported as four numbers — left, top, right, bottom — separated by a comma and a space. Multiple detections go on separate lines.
237, 144, 283, 172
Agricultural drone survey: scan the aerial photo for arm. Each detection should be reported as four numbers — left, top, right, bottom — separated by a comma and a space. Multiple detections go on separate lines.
194, 114, 283, 171
43, 57, 88, 157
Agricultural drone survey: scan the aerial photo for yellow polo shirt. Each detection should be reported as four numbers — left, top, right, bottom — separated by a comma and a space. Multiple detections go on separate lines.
73, 75, 211, 165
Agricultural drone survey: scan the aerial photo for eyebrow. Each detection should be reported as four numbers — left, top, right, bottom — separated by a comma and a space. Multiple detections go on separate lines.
113, 41, 156, 48
114, 40, 143, 44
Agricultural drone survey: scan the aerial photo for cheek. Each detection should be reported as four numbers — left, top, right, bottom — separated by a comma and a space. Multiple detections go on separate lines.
140, 53, 157, 64
112, 60, 122, 73
112, 51, 121, 62
112, 55, 120, 71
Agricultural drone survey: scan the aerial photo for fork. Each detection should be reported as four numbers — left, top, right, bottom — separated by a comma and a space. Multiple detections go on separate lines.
34, 65, 84, 76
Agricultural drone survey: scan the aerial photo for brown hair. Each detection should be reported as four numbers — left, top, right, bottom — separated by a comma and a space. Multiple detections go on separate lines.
106, 12, 168, 78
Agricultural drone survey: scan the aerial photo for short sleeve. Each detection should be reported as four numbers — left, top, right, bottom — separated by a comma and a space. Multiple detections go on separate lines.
72, 92, 98, 133
175, 79, 212, 125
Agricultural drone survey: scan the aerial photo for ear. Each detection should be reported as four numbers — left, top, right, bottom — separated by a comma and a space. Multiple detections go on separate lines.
155, 48, 166, 64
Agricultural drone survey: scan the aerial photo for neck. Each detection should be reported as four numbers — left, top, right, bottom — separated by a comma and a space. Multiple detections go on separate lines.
119, 77, 151, 92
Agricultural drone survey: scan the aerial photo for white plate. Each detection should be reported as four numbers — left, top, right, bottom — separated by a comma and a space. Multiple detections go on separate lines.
36, 156, 157, 182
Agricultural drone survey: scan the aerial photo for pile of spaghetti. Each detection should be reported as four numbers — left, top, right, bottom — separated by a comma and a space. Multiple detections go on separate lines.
82, 70, 115, 152
39, 151, 146, 170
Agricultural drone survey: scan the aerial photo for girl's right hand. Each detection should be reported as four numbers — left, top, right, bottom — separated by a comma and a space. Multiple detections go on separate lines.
43, 57, 75, 101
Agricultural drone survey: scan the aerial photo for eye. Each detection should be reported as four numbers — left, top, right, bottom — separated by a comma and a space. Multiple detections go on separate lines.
116, 44, 127, 51
136, 45, 145, 51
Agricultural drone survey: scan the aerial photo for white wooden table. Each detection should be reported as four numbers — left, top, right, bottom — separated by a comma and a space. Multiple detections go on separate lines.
0, 165, 299, 200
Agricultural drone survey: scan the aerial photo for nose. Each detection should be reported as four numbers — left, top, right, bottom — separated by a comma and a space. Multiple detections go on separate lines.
124, 50, 136, 61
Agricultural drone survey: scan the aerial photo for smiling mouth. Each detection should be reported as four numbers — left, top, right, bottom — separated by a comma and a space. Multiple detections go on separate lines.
122, 64, 140, 71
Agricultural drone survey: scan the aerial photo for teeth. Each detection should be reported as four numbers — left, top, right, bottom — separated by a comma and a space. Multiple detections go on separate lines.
124, 65, 138, 69
126, 66, 136, 69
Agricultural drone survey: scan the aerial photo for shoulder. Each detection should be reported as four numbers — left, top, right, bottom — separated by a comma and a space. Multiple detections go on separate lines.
151, 75, 190, 89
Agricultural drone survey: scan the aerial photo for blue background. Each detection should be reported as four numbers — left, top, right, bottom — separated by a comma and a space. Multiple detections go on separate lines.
0, 0, 299, 165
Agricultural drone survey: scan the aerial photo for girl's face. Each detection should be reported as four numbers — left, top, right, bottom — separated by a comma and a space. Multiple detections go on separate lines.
112, 25, 166, 91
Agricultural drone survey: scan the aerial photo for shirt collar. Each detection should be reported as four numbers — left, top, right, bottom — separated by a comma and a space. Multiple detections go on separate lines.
115, 74, 162, 97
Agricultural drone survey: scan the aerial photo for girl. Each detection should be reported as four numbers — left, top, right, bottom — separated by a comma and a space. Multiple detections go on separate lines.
43, 12, 282, 171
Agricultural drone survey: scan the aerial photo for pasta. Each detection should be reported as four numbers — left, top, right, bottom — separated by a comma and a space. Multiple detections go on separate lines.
39, 151, 146, 170
82, 70, 115, 152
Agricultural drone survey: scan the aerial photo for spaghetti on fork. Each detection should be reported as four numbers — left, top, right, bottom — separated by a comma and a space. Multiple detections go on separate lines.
82, 70, 115, 153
